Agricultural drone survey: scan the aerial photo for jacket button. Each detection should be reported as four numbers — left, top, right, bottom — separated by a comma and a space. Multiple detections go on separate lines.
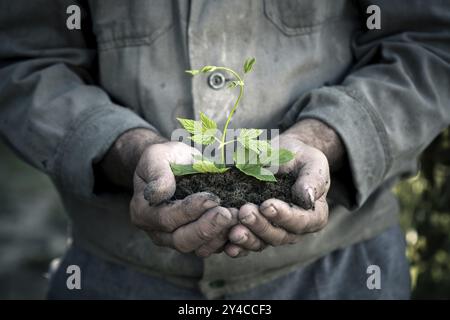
208, 72, 226, 90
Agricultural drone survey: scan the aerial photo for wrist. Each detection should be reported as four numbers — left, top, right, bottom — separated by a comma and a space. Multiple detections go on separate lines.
282, 118, 345, 171
97, 128, 167, 190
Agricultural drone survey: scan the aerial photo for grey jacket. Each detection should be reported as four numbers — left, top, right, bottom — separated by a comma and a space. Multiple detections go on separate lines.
1, 0, 450, 298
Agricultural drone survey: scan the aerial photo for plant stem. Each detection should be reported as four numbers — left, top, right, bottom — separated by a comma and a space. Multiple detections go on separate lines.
219, 139, 237, 148
214, 67, 244, 164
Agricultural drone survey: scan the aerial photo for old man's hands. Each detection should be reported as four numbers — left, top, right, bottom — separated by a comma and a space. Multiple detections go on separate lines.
102, 118, 343, 258
225, 119, 344, 258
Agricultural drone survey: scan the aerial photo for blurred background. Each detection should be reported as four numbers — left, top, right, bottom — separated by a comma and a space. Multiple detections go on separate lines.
0, 129, 449, 299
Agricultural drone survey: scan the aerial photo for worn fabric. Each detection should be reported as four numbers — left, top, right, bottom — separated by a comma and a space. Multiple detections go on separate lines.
47, 225, 410, 299
1, 0, 449, 298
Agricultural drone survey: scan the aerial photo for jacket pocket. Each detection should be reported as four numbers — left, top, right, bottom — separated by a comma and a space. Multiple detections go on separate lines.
90, 0, 174, 50
263, 0, 352, 36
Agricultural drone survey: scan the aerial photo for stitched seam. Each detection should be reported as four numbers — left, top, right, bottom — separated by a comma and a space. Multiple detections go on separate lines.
264, 0, 355, 37
97, 24, 174, 51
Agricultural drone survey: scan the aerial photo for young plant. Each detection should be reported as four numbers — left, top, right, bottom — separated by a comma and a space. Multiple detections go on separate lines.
172, 58, 294, 182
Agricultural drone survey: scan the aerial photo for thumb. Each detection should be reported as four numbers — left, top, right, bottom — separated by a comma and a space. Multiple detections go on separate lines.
291, 149, 330, 210
143, 161, 176, 205
140, 142, 197, 205
138, 144, 178, 205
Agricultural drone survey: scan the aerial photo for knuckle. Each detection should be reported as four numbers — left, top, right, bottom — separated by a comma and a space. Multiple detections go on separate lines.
259, 226, 282, 246
280, 232, 294, 245
273, 208, 291, 225
268, 235, 284, 246
255, 218, 270, 236
169, 141, 195, 156
312, 148, 328, 165
197, 226, 214, 242
215, 207, 232, 223
240, 203, 258, 215
170, 141, 185, 148
147, 142, 165, 154
248, 237, 263, 251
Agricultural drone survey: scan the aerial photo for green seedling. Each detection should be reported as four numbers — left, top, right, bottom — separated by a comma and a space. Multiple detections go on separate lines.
172, 58, 294, 182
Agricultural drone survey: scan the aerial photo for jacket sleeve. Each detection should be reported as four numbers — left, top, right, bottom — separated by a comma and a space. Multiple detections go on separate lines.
0, 1, 156, 199
281, 0, 450, 209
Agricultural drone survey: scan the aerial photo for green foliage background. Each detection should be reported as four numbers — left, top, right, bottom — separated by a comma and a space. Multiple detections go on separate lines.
394, 128, 450, 299
0, 129, 449, 299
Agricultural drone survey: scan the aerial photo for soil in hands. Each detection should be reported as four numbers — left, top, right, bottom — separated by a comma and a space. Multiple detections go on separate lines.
174, 168, 296, 208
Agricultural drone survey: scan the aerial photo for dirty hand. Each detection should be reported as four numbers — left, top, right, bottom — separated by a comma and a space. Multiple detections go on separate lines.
130, 140, 238, 257
99, 128, 237, 257
225, 119, 344, 257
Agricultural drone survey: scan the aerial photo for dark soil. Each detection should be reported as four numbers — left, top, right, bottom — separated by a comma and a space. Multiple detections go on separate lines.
174, 168, 296, 208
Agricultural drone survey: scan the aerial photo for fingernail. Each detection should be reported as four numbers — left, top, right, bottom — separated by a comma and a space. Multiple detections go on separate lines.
231, 233, 248, 244
203, 199, 219, 209
261, 205, 277, 218
217, 210, 232, 225
229, 247, 241, 257
240, 213, 256, 225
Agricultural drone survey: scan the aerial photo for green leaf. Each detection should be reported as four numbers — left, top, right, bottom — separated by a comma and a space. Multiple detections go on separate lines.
177, 113, 217, 145
227, 80, 244, 89
189, 134, 216, 145
252, 140, 272, 153
236, 163, 277, 182
277, 149, 295, 164
200, 66, 217, 73
185, 69, 200, 76
193, 160, 229, 174
238, 128, 263, 141
176, 118, 202, 134
200, 112, 217, 131
170, 163, 200, 176
243, 57, 256, 74
237, 129, 272, 155
261, 148, 295, 166
246, 140, 263, 154
194, 154, 226, 163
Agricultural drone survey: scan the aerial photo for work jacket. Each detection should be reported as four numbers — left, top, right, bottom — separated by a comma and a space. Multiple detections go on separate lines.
1, 0, 450, 298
